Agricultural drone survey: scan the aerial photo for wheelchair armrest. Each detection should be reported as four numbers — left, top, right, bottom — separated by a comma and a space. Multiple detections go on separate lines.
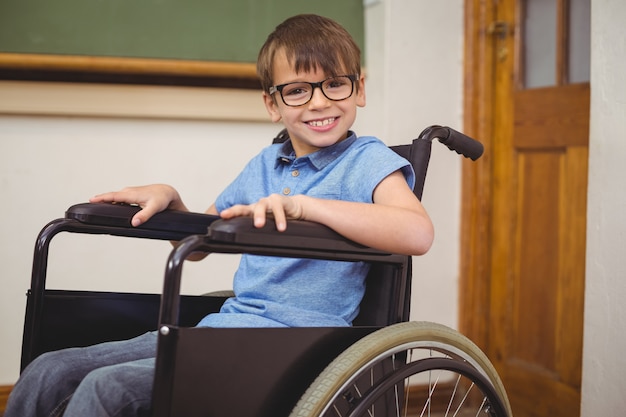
208, 217, 389, 256
65, 203, 388, 255
66, 203, 219, 237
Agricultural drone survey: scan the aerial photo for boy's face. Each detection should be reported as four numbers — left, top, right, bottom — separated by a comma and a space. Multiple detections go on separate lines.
262, 49, 366, 157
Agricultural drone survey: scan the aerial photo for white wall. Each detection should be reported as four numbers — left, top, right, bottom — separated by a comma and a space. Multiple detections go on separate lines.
362, 1, 464, 328
0, 110, 280, 383
0, 0, 465, 385
581, 0, 626, 414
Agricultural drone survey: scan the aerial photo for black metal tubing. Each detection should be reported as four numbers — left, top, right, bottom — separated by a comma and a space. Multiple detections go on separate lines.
22, 209, 409, 369
22, 216, 201, 369
158, 231, 408, 327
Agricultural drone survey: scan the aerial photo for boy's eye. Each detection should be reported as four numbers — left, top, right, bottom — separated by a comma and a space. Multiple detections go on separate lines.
326, 78, 348, 89
283, 84, 310, 97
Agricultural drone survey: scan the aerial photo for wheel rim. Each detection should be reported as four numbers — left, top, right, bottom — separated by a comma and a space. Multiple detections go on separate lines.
346, 357, 507, 417
290, 322, 512, 417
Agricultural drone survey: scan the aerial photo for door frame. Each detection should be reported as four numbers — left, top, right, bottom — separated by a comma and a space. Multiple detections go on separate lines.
459, 0, 497, 351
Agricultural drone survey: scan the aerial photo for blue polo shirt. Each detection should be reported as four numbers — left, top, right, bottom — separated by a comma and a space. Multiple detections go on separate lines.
196, 132, 415, 328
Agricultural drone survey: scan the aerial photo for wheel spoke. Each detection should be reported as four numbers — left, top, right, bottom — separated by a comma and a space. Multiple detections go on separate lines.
419, 367, 443, 417
452, 382, 474, 417
474, 397, 488, 417
444, 373, 462, 417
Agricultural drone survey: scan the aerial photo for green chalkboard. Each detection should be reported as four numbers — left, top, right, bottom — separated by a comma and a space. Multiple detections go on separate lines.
0, 0, 364, 63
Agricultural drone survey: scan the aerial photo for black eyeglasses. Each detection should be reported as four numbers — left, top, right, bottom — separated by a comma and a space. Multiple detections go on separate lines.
268, 75, 358, 107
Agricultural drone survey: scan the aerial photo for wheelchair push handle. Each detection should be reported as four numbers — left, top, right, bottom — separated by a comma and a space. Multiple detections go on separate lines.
419, 125, 484, 161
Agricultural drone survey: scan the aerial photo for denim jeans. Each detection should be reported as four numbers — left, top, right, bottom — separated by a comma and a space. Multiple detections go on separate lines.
4, 332, 158, 417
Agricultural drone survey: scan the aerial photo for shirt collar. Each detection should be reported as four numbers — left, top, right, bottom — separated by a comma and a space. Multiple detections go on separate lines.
275, 131, 357, 170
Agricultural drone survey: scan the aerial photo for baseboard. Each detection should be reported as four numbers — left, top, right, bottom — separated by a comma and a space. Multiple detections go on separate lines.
0, 385, 11, 413
0, 382, 457, 414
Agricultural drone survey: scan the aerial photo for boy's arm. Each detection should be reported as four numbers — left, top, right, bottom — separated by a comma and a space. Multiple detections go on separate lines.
318, 170, 433, 255
220, 170, 434, 256
89, 174, 433, 256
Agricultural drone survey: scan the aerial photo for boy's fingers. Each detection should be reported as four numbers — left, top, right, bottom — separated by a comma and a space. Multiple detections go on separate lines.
130, 203, 165, 227
131, 208, 152, 227
220, 200, 287, 231
220, 205, 250, 218
270, 201, 287, 232
131, 214, 143, 227
252, 202, 268, 228
90, 191, 135, 205
89, 193, 113, 203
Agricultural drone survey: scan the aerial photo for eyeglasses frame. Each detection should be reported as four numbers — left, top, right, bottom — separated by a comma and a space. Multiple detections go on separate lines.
268, 74, 359, 107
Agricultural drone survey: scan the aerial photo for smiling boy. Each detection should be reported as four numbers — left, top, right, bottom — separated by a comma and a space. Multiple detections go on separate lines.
6, 14, 433, 417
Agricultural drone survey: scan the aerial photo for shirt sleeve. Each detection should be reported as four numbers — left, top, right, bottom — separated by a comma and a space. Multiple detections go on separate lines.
341, 137, 416, 203
214, 149, 270, 212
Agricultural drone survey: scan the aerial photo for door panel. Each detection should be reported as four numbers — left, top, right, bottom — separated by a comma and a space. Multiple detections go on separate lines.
514, 84, 590, 148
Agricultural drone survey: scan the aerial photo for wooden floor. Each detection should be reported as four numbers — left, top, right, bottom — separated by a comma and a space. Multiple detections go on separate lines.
0, 410, 478, 416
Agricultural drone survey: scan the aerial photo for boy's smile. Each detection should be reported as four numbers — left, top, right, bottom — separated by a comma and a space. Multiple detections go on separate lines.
307, 117, 336, 128
263, 49, 366, 158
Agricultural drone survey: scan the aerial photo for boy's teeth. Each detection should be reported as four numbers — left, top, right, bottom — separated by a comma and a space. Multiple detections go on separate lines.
309, 118, 335, 127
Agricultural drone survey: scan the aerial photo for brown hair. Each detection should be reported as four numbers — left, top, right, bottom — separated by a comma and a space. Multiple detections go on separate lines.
256, 14, 361, 93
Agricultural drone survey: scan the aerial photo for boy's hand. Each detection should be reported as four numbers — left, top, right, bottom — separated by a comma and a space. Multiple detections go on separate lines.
219, 194, 305, 232
89, 184, 185, 227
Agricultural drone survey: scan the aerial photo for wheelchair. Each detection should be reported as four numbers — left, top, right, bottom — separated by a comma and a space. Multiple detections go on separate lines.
20, 126, 512, 417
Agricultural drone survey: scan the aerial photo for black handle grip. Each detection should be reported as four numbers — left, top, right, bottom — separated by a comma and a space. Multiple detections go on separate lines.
439, 127, 484, 161
419, 126, 484, 161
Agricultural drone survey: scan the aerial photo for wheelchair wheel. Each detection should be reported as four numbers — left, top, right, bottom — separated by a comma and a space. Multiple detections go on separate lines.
290, 321, 512, 417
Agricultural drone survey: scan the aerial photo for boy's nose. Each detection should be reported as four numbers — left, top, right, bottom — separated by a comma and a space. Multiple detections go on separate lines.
308, 86, 331, 108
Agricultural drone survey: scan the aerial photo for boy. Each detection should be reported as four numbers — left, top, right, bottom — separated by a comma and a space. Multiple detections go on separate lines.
6, 14, 433, 417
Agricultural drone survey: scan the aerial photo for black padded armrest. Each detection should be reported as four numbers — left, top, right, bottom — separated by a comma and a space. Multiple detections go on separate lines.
64, 203, 389, 256
208, 217, 389, 255
66, 203, 219, 235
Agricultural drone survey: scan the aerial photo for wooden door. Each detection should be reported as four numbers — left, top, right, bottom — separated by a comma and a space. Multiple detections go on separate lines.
460, 1, 590, 416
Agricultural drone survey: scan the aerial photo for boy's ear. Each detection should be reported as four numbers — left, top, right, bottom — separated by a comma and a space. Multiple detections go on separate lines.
356, 74, 366, 108
263, 92, 282, 123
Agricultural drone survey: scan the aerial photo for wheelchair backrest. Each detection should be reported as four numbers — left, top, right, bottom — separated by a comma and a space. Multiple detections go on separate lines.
272, 129, 427, 327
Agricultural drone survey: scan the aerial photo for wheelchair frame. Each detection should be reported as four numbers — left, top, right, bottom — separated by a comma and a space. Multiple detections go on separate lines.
19, 126, 512, 416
